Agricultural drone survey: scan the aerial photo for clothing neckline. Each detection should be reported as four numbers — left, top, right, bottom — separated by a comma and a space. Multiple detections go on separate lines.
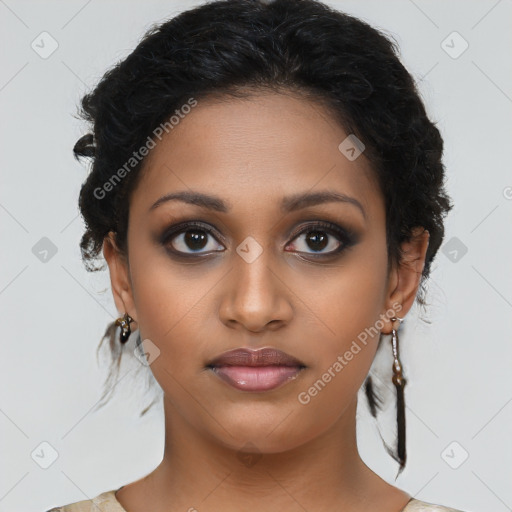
111, 487, 127, 511
401, 497, 416, 511
108, 487, 416, 512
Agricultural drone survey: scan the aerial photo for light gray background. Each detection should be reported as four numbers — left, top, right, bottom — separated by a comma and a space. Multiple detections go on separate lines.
1, 1, 511, 511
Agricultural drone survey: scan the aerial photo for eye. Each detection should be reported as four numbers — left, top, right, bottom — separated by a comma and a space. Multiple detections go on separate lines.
286, 221, 353, 256
163, 221, 225, 255
161, 220, 356, 259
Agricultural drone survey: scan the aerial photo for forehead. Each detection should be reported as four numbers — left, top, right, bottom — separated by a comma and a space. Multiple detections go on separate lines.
133, 92, 382, 218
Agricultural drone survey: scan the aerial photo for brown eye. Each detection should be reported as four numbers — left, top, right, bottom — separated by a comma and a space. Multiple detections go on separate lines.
286, 221, 355, 256
163, 222, 225, 255
289, 230, 340, 254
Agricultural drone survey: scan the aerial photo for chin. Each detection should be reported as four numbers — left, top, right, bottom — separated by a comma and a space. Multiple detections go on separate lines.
208, 411, 319, 455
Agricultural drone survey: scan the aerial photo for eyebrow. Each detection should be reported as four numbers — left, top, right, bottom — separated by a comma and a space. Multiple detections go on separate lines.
149, 190, 367, 220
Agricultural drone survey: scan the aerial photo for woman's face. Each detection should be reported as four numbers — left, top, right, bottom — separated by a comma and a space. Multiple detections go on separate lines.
106, 91, 418, 453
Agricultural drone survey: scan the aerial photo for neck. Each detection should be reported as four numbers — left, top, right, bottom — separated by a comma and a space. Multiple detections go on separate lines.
137, 395, 403, 512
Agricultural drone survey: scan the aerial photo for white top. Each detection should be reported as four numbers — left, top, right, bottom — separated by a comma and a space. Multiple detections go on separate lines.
45, 488, 468, 511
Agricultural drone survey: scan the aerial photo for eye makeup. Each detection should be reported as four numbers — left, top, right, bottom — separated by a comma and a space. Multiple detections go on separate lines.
156, 216, 361, 262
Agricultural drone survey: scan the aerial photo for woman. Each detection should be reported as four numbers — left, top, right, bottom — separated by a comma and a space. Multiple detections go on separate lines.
47, 0, 467, 510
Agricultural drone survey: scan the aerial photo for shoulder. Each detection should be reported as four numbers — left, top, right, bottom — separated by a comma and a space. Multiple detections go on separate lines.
404, 498, 469, 512
45, 490, 126, 512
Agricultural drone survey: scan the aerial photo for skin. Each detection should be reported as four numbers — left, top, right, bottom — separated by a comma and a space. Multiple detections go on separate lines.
103, 91, 430, 512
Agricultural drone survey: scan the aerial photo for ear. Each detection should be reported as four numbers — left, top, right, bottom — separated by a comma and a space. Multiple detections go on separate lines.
103, 232, 138, 330
381, 227, 430, 334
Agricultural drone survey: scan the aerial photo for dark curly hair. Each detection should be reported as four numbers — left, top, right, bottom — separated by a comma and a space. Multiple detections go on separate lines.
72, 0, 453, 478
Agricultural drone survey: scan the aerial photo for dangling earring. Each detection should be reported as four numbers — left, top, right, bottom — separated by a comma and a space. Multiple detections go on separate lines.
390, 316, 407, 476
115, 312, 134, 344
363, 315, 407, 478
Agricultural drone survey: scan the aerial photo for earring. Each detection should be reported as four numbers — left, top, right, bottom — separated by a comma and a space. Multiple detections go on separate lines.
115, 312, 134, 344
390, 316, 407, 475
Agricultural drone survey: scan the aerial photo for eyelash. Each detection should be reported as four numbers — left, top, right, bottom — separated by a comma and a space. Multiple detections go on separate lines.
160, 220, 357, 260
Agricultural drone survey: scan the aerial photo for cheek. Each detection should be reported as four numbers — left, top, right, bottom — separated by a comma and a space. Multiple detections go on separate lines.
290, 277, 385, 439
306, 247, 388, 359
127, 241, 221, 375
296, 243, 389, 406
131, 273, 202, 356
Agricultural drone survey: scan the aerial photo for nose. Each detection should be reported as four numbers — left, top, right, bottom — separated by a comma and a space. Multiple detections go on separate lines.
219, 249, 294, 333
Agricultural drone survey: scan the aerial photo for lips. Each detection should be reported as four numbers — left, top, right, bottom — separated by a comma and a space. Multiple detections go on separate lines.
207, 347, 306, 368
207, 347, 306, 392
